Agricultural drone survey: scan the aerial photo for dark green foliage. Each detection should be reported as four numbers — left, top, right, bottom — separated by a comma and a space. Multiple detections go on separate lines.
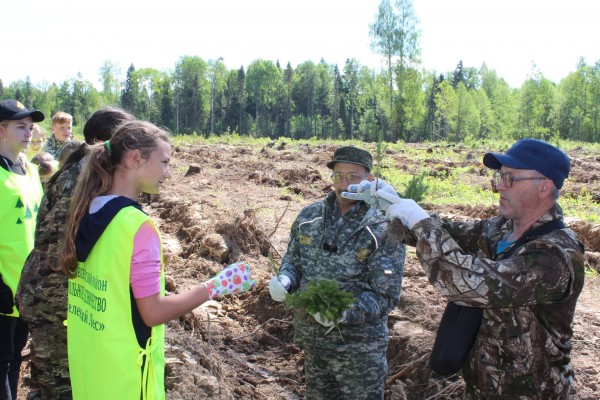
284, 279, 354, 323
451, 60, 465, 89
6, 48, 599, 142
120, 64, 137, 114
402, 172, 429, 203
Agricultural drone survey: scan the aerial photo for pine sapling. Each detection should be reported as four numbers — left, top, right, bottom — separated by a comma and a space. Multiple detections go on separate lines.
284, 279, 354, 330
268, 252, 279, 276
401, 172, 429, 203
390, 172, 430, 243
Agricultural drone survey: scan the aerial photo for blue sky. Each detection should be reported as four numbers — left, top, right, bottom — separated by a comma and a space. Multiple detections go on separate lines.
2, 0, 598, 89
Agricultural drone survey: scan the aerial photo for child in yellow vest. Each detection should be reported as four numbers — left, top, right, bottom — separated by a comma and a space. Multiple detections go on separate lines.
61, 120, 255, 399
24, 124, 46, 160
0, 99, 45, 400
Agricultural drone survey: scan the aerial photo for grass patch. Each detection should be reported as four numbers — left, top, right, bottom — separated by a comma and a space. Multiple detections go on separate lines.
382, 169, 496, 207
561, 192, 600, 223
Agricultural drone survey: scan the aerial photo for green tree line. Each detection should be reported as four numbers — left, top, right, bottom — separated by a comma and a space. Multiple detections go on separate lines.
2, 0, 599, 144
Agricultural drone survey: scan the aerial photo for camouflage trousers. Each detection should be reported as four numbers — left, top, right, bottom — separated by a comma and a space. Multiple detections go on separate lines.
303, 346, 387, 400
16, 253, 71, 400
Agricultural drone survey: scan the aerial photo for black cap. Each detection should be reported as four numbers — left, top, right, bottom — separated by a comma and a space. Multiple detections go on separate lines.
0, 100, 45, 123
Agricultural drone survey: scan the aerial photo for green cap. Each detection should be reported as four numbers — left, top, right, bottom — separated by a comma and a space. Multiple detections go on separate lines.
326, 146, 372, 171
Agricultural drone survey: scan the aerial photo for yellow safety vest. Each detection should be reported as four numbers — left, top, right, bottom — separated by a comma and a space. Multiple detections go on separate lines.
67, 206, 165, 399
0, 159, 42, 316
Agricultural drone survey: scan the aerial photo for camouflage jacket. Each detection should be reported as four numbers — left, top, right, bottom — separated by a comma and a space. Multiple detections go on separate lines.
280, 192, 406, 353
41, 134, 70, 160
411, 204, 585, 399
16, 158, 83, 326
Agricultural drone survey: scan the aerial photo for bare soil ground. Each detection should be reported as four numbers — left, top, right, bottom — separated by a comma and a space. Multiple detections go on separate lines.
20, 141, 600, 399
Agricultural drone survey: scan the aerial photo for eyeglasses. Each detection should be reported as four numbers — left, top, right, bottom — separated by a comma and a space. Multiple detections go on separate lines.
490, 170, 546, 193
330, 172, 368, 183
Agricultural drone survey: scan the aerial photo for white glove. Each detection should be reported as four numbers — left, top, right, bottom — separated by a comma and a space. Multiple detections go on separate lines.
377, 190, 429, 229
341, 179, 398, 211
268, 275, 291, 302
312, 312, 335, 327
311, 311, 347, 327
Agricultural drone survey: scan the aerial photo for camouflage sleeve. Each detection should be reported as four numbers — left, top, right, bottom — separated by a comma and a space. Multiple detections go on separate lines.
41, 136, 65, 160
42, 138, 57, 159
344, 234, 405, 325
441, 218, 487, 254
411, 218, 572, 308
36, 164, 78, 228
402, 214, 485, 253
278, 217, 303, 293
32, 167, 79, 260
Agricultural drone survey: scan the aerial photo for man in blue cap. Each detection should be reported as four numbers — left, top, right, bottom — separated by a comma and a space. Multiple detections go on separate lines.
347, 138, 585, 399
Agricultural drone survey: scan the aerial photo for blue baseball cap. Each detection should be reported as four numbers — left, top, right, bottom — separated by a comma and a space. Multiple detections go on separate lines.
483, 138, 570, 189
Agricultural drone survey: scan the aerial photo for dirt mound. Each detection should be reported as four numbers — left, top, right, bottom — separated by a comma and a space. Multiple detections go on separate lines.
568, 219, 600, 256
214, 209, 271, 259
248, 165, 326, 199
430, 203, 499, 220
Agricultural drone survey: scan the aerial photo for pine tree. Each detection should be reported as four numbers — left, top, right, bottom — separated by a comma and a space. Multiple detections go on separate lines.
121, 64, 137, 114
451, 60, 465, 89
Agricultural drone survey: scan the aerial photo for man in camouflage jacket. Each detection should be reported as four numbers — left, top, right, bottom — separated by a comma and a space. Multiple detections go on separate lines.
269, 146, 406, 400
356, 138, 585, 399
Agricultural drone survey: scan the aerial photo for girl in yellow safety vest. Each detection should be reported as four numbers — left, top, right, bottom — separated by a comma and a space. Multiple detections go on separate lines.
60, 120, 255, 400
16, 106, 135, 399
0, 99, 45, 400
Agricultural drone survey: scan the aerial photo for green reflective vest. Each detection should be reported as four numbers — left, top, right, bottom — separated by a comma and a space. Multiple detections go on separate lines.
0, 160, 42, 317
68, 206, 165, 399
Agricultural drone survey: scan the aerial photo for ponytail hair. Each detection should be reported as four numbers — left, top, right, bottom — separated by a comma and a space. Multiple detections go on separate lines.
61, 120, 170, 277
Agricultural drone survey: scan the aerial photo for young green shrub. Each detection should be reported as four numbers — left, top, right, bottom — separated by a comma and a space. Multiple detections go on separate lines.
372, 130, 388, 178
401, 172, 429, 203
284, 279, 354, 324
268, 253, 278, 275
